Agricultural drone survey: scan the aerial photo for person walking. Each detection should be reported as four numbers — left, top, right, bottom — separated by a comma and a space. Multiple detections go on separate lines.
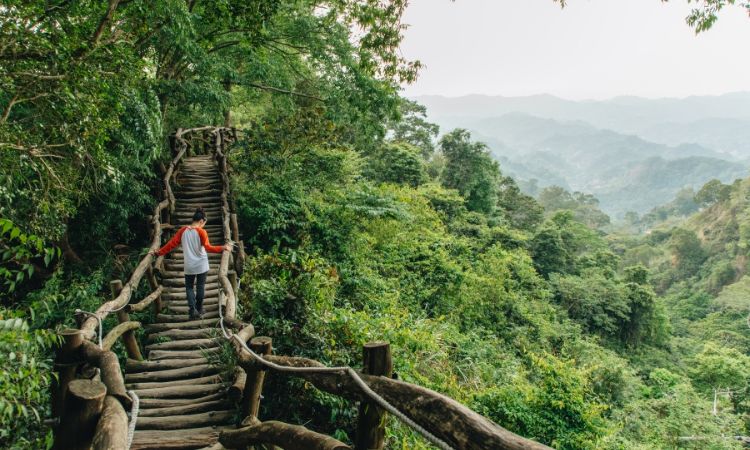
151, 207, 231, 319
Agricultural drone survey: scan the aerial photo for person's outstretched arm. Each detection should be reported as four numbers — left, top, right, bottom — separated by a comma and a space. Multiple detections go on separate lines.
198, 228, 225, 253
154, 227, 186, 256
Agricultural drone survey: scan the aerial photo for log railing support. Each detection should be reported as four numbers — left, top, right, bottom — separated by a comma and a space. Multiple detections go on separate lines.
228, 270, 238, 295
229, 324, 255, 403
146, 214, 154, 241
53, 379, 106, 450
161, 189, 170, 224
146, 266, 162, 314
53, 328, 84, 416
91, 395, 128, 449
228, 367, 247, 403
220, 417, 351, 450
355, 342, 393, 450
242, 336, 272, 419
110, 279, 142, 360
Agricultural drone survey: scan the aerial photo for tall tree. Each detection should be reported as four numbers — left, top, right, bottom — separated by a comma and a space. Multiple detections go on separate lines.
439, 129, 500, 214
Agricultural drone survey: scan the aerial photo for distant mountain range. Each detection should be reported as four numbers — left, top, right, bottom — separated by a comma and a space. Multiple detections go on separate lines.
413, 93, 750, 216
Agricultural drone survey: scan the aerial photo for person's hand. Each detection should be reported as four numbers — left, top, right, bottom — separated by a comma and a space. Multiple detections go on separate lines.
224, 243, 234, 252
149, 249, 159, 257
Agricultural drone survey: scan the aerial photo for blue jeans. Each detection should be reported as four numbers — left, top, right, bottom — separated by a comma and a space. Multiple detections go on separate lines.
185, 271, 207, 313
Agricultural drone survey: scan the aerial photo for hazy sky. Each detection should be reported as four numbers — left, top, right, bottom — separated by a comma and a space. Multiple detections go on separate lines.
399, 0, 750, 100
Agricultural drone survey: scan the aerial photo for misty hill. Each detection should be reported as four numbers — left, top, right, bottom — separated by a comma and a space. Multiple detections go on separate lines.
638, 118, 750, 158
415, 92, 750, 142
594, 156, 747, 215
413, 94, 750, 217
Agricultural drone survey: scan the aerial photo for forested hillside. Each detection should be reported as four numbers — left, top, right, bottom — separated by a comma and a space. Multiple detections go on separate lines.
2, 1, 750, 449
416, 103, 750, 217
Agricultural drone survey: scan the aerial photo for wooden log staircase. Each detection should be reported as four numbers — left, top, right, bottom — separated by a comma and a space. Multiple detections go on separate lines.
126, 153, 235, 449
50, 127, 552, 450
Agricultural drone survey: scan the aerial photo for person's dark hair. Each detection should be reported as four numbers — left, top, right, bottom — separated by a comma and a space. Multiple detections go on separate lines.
192, 207, 206, 222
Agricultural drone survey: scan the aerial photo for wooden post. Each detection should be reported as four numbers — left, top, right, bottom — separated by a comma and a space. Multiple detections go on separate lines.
53, 328, 83, 416
229, 270, 238, 295
146, 214, 154, 241
110, 280, 142, 360
91, 396, 128, 449
146, 266, 162, 314
242, 336, 273, 419
168, 133, 176, 157
53, 379, 106, 450
355, 342, 393, 450
231, 213, 240, 244
237, 240, 246, 277
162, 189, 170, 224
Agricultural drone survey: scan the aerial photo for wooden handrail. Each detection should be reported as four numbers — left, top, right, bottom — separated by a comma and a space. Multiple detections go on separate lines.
230, 352, 552, 450
125, 286, 164, 313
101, 321, 141, 351
220, 417, 351, 450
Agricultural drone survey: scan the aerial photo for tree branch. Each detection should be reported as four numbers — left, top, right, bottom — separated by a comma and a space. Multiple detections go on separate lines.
208, 40, 241, 53
91, 0, 122, 48
245, 82, 324, 101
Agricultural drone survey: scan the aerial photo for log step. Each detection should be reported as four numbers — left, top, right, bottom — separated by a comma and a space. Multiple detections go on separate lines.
136, 410, 234, 431
176, 197, 223, 205
160, 298, 221, 308
156, 310, 221, 323
145, 338, 219, 352
130, 426, 229, 450
161, 289, 220, 299
138, 392, 227, 409
133, 383, 228, 400
127, 374, 224, 391
164, 303, 220, 314
125, 364, 220, 383
147, 328, 217, 342
137, 399, 231, 418
149, 348, 221, 360
145, 318, 220, 332
178, 190, 222, 199
126, 357, 209, 372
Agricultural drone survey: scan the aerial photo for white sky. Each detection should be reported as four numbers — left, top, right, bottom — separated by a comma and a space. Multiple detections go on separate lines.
399, 0, 750, 100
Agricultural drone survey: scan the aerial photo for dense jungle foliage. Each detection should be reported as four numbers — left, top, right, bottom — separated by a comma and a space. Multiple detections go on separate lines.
2, 1, 750, 449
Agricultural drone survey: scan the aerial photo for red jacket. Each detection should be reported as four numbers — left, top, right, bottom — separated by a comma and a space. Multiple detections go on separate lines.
157, 226, 224, 256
